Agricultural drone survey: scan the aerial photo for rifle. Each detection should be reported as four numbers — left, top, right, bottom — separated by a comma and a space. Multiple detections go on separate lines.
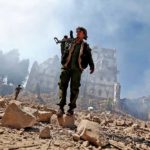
54, 30, 75, 57
54, 30, 74, 44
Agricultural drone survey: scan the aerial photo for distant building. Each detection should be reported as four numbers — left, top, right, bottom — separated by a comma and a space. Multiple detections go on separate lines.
80, 47, 120, 101
0, 75, 14, 96
26, 55, 60, 94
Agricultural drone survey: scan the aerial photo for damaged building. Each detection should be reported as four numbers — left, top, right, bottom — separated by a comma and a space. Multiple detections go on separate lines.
119, 96, 150, 120
26, 47, 121, 103
80, 47, 120, 101
0, 75, 14, 96
26, 55, 60, 94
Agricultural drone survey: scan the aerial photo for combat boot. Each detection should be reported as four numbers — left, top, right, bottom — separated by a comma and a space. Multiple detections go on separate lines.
66, 108, 74, 116
56, 107, 65, 117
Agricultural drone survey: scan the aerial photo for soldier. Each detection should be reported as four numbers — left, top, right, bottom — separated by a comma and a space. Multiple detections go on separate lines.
15, 85, 22, 100
57, 27, 95, 117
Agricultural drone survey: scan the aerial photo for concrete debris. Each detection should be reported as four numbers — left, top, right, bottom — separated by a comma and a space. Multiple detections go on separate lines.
0, 96, 150, 149
39, 126, 51, 139
1, 103, 36, 129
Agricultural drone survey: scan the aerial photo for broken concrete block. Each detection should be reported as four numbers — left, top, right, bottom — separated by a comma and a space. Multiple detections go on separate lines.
57, 114, 75, 128
9, 100, 22, 106
0, 112, 4, 119
132, 123, 140, 129
82, 141, 89, 147
36, 111, 53, 122
1, 103, 36, 129
115, 120, 125, 126
23, 107, 38, 116
92, 116, 101, 124
125, 120, 133, 126
73, 133, 80, 141
77, 119, 107, 147
50, 114, 75, 129
0, 98, 6, 108
0, 129, 4, 134
124, 126, 134, 134
50, 114, 60, 127
39, 126, 51, 139
84, 113, 92, 121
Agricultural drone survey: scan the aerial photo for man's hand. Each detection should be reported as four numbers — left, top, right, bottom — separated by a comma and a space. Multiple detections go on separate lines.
90, 67, 94, 74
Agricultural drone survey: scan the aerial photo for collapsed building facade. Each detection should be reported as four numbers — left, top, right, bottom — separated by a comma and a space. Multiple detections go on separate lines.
0, 75, 14, 96
26, 55, 60, 94
118, 97, 150, 120
80, 47, 120, 101
26, 47, 121, 104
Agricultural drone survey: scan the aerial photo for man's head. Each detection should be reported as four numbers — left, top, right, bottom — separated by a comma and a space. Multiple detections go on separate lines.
76, 27, 88, 40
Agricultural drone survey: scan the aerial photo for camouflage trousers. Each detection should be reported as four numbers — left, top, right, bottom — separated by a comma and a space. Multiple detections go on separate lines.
15, 92, 19, 100
57, 67, 82, 109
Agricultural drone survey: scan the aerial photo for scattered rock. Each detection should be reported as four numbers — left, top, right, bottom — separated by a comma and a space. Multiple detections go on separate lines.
58, 114, 75, 128
84, 113, 92, 120
0, 98, 6, 108
109, 140, 132, 149
100, 120, 107, 126
77, 119, 107, 147
39, 126, 51, 139
9, 100, 22, 106
132, 123, 140, 129
146, 122, 150, 128
124, 126, 134, 134
0, 95, 150, 149
67, 130, 74, 136
17, 129, 24, 135
0, 129, 4, 134
82, 141, 89, 147
125, 120, 133, 126
92, 116, 101, 124
23, 107, 38, 116
51, 114, 76, 129
140, 121, 147, 128
36, 111, 53, 122
54, 141, 60, 146
50, 114, 60, 126
73, 133, 80, 141
141, 143, 149, 149
0, 112, 4, 119
1, 103, 36, 129
115, 120, 125, 126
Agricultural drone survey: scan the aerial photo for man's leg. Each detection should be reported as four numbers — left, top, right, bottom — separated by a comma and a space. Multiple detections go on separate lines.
57, 68, 71, 116
67, 69, 82, 115
15, 92, 19, 100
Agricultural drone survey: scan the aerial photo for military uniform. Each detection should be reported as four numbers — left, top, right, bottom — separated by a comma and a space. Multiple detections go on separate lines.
15, 85, 22, 100
57, 40, 94, 111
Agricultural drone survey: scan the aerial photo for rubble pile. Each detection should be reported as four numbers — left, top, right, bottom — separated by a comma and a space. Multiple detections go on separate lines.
0, 97, 150, 150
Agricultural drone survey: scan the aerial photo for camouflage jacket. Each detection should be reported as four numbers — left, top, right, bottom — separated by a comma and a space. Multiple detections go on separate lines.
61, 41, 94, 70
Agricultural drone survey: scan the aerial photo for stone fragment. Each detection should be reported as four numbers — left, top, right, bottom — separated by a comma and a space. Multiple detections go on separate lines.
39, 126, 51, 139
1, 103, 36, 129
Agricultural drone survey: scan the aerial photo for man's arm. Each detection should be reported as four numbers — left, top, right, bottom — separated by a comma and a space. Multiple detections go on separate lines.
87, 45, 95, 74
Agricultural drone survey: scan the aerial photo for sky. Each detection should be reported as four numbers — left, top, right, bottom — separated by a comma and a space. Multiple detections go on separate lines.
0, 0, 150, 98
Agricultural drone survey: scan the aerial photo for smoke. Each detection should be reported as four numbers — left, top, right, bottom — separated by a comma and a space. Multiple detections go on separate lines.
0, 49, 29, 85
0, 0, 150, 98
126, 69, 150, 98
